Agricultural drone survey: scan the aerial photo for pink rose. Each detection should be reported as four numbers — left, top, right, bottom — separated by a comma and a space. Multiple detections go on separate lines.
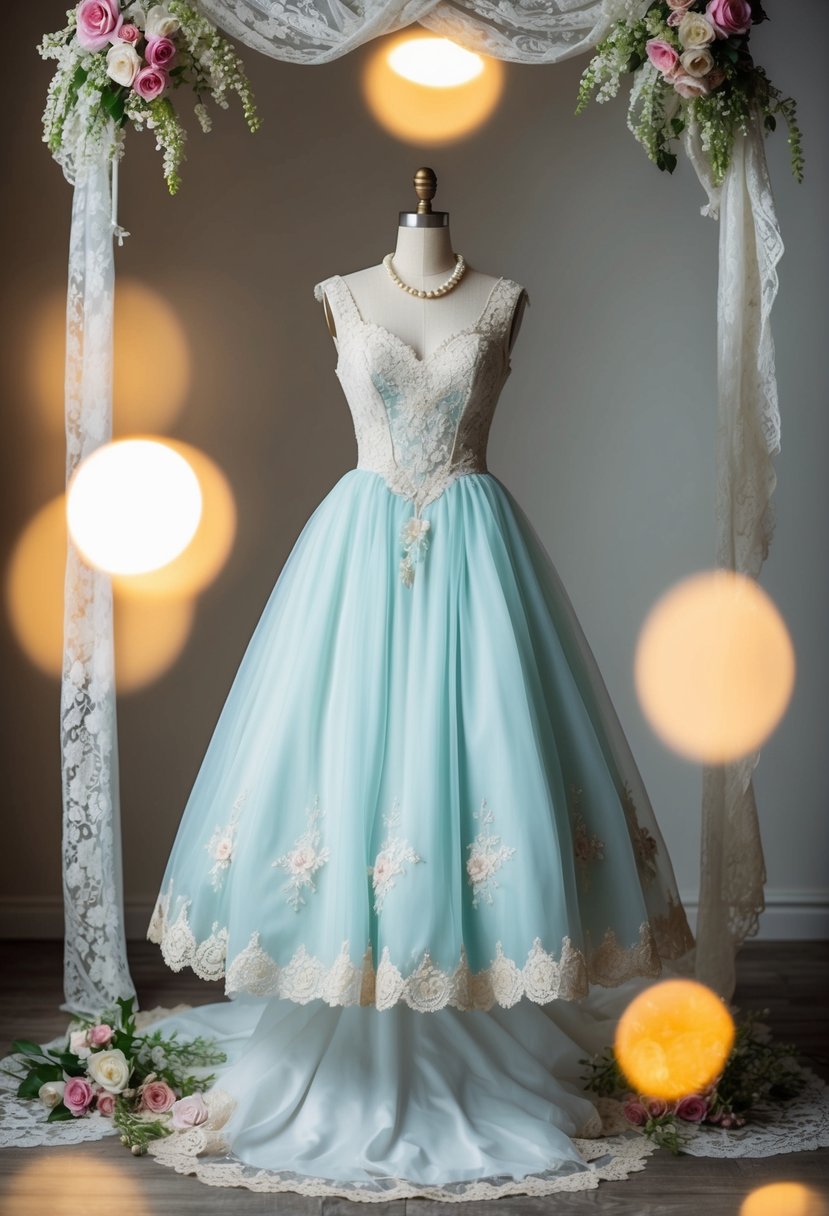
133, 66, 168, 100
675, 1094, 710, 1122
64, 1075, 95, 1116
170, 1092, 209, 1129
118, 24, 142, 45
672, 73, 711, 98
646, 40, 680, 77
706, 0, 752, 37
645, 1097, 670, 1118
88, 1023, 114, 1047
145, 36, 177, 68
75, 0, 123, 51
622, 1097, 649, 1127
95, 1088, 116, 1116
139, 1079, 177, 1113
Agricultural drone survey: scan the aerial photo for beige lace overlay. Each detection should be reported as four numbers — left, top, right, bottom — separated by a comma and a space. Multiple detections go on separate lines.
146, 879, 694, 1011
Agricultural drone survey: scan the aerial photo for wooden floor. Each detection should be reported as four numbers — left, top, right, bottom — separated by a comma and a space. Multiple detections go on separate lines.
0, 939, 827, 1215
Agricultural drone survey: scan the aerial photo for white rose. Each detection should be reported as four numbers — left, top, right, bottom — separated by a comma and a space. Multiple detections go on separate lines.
680, 48, 714, 77
38, 1080, 65, 1109
68, 1028, 91, 1059
678, 12, 716, 47
86, 1048, 131, 1094
145, 7, 180, 37
106, 43, 141, 87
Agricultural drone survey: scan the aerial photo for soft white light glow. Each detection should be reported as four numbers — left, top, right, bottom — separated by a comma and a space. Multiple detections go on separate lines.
67, 438, 203, 576
387, 37, 484, 87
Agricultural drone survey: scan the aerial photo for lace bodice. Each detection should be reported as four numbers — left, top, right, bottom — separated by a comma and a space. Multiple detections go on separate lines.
313, 273, 527, 584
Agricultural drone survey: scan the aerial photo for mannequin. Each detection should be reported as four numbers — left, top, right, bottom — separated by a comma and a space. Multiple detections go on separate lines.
321, 167, 528, 360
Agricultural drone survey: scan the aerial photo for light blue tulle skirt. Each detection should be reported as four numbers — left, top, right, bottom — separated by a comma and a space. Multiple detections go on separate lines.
143, 466, 694, 1196
147, 468, 692, 1010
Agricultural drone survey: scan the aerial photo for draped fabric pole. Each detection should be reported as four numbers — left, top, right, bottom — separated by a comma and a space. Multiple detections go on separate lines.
685, 113, 783, 999
60, 148, 136, 1015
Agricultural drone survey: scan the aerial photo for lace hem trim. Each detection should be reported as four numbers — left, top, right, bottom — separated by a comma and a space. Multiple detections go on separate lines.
146, 882, 693, 1010
146, 1087, 657, 1202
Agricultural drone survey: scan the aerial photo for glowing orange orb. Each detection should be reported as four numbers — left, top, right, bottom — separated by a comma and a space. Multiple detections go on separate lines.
614, 979, 735, 1101
363, 32, 504, 145
635, 569, 795, 763
741, 1183, 828, 1216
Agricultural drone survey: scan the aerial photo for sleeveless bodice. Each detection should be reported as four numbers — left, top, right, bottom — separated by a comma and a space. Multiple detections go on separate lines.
314, 273, 527, 584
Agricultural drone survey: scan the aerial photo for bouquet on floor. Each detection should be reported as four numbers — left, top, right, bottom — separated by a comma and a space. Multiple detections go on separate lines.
38, 1, 260, 193
2, 996, 225, 1154
582, 1007, 807, 1154
577, 0, 803, 185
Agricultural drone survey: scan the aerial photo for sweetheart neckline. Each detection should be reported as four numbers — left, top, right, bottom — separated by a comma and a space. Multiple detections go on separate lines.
331, 273, 506, 366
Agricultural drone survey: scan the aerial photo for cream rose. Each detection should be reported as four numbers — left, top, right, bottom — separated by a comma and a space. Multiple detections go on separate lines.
678, 12, 716, 47
86, 1048, 131, 1094
145, 7, 181, 37
106, 42, 141, 87
680, 47, 715, 77
38, 1080, 65, 1109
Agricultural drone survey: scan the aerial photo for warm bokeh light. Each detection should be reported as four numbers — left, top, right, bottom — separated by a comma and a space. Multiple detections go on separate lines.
113, 440, 236, 600
634, 569, 795, 763
6, 493, 195, 691
113, 592, 195, 693
388, 37, 484, 87
615, 979, 735, 1101
741, 1183, 829, 1216
28, 279, 191, 435
67, 438, 203, 576
363, 32, 504, 145
2, 1153, 150, 1216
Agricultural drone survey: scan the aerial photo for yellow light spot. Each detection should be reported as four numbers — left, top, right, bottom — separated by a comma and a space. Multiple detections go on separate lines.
6, 493, 194, 691
67, 438, 203, 576
741, 1183, 828, 1216
388, 37, 484, 87
615, 979, 735, 1101
2, 1153, 150, 1215
363, 32, 504, 145
28, 279, 191, 436
634, 569, 795, 763
113, 441, 236, 601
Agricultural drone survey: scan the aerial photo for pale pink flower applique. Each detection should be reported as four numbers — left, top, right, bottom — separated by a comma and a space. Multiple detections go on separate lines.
273, 797, 331, 911
206, 790, 248, 891
369, 799, 422, 912
466, 799, 515, 909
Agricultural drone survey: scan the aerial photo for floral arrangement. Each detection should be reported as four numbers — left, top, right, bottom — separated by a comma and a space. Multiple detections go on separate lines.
581, 1007, 806, 1154
39, 1, 260, 193
577, 0, 803, 186
2, 996, 225, 1154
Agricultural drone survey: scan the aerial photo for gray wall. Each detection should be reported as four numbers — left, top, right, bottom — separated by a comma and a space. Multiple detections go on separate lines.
1, 2, 826, 940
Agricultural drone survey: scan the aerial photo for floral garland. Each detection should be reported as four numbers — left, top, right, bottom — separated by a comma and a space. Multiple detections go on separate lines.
38, 1, 260, 193
581, 1007, 807, 1154
1, 996, 225, 1154
577, 0, 803, 186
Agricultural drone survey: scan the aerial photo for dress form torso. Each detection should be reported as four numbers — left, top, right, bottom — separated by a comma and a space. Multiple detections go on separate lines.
323, 224, 527, 361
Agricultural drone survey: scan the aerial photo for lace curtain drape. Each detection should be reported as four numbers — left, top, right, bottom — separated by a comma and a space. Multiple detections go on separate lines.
60, 0, 779, 1013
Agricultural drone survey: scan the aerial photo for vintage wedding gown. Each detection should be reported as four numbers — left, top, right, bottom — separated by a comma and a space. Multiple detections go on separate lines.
142, 270, 697, 1199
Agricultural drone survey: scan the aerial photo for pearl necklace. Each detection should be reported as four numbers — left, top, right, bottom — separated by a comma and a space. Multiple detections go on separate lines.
383, 252, 467, 299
